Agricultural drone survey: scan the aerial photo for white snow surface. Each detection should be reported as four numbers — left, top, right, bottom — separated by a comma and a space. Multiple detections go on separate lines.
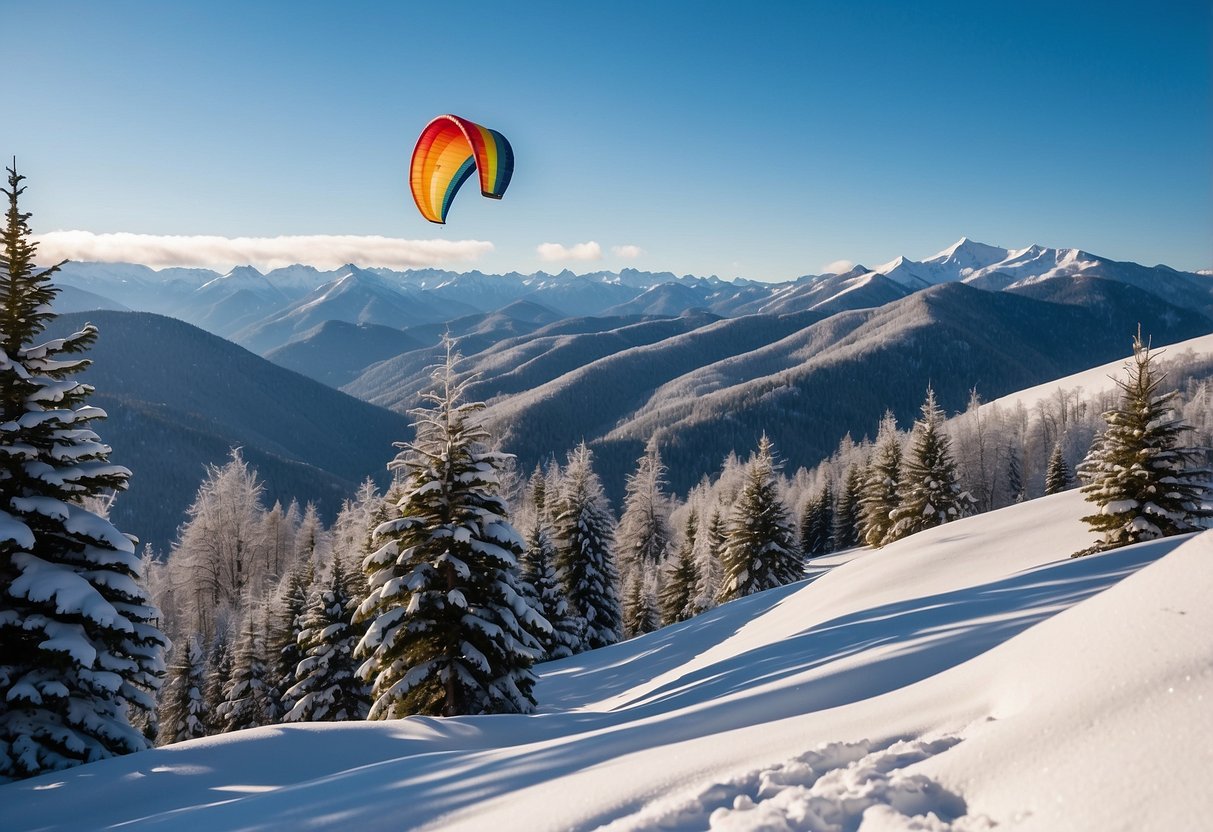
2, 490, 1210, 831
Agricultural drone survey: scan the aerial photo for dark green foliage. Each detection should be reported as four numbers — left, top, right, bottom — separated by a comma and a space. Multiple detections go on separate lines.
1077, 333, 1213, 555
0, 163, 166, 780
521, 517, 579, 660
659, 510, 700, 626
832, 463, 865, 550
158, 635, 208, 745
860, 413, 902, 547
799, 482, 834, 558
717, 436, 801, 603
622, 572, 659, 638
888, 387, 976, 540
269, 558, 314, 719
1044, 442, 1073, 495
355, 346, 547, 718
216, 610, 272, 732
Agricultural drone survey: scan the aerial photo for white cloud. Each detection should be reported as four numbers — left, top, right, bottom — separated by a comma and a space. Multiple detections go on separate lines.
821, 259, 855, 274
611, 244, 643, 259
31, 231, 494, 271
536, 241, 603, 262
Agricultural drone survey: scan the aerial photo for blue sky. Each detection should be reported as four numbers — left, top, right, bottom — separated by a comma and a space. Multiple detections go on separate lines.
3, 0, 1210, 279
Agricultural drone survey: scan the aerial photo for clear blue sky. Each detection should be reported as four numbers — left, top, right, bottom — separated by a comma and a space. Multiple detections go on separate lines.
3, 0, 1210, 279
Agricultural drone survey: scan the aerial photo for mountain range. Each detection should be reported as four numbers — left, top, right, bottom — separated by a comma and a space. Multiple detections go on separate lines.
42, 239, 1213, 540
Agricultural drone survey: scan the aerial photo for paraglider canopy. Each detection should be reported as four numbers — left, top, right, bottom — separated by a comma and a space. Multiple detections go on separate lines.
409, 114, 514, 224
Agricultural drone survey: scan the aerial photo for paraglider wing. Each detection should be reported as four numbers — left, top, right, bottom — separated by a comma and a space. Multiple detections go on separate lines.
409, 114, 514, 224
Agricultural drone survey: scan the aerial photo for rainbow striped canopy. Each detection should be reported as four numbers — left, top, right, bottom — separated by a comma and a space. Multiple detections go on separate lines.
409, 114, 514, 224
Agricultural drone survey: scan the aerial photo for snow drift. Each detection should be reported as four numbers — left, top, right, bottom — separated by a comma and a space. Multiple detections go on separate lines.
2, 489, 1209, 831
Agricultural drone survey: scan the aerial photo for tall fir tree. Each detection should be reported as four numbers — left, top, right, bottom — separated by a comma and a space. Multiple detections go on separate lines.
692, 506, 725, 614
860, 412, 902, 548
216, 607, 273, 732
552, 442, 622, 651
888, 387, 976, 541
616, 437, 672, 581
1044, 441, 1074, 495
717, 436, 801, 603
0, 162, 167, 780
268, 557, 314, 720
354, 344, 548, 718
1076, 332, 1213, 554
659, 509, 700, 626
831, 463, 864, 550
622, 571, 660, 638
284, 561, 369, 722
157, 635, 208, 745
520, 511, 579, 661
800, 482, 834, 558
204, 628, 233, 719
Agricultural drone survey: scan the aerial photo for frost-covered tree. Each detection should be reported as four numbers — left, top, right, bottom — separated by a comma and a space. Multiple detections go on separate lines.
283, 561, 368, 722
520, 506, 579, 661
355, 345, 548, 718
1044, 442, 1073, 495
1077, 333, 1213, 554
216, 607, 273, 732
622, 571, 659, 637
860, 412, 902, 548
889, 387, 976, 540
692, 506, 725, 614
0, 163, 167, 781
832, 463, 864, 550
203, 628, 233, 717
1005, 441, 1026, 504
157, 635, 207, 745
552, 442, 622, 651
616, 437, 672, 581
660, 509, 699, 626
268, 558, 314, 720
717, 436, 801, 603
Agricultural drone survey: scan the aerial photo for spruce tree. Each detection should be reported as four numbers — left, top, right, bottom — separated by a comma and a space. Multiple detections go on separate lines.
860, 412, 902, 548
622, 571, 660, 638
1044, 441, 1073, 495
552, 442, 622, 651
1076, 333, 1213, 554
204, 628, 233, 718
0, 162, 167, 780
284, 561, 369, 722
659, 509, 699, 626
800, 482, 834, 558
269, 558, 314, 719
692, 507, 725, 613
216, 608, 272, 732
717, 436, 801, 603
888, 387, 976, 540
354, 345, 548, 718
832, 463, 864, 550
616, 437, 672, 579
157, 635, 208, 745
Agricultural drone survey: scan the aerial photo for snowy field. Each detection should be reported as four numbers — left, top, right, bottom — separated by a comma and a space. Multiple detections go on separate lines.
2, 489, 1210, 831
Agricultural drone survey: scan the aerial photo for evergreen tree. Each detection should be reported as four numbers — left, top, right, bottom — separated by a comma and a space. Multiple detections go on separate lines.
1044, 441, 1073, 494
354, 345, 548, 718
622, 572, 660, 637
616, 437, 672, 579
1077, 333, 1213, 554
659, 509, 700, 626
284, 561, 369, 722
832, 463, 864, 550
692, 506, 725, 613
717, 436, 801, 603
520, 514, 579, 661
800, 482, 834, 558
888, 387, 976, 540
204, 628, 233, 719
552, 442, 622, 651
1005, 442, 1026, 504
157, 635, 208, 745
216, 608, 272, 732
860, 412, 902, 547
0, 163, 167, 780
269, 558, 314, 720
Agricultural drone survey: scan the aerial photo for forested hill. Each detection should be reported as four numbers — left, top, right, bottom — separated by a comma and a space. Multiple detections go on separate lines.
42, 311, 410, 551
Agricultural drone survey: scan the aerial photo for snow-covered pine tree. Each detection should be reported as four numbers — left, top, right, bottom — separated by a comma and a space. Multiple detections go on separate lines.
203, 628, 233, 718
659, 509, 699, 626
800, 482, 834, 558
622, 571, 659, 637
283, 561, 369, 722
354, 343, 548, 718
215, 606, 273, 732
832, 463, 864, 550
0, 163, 167, 781
888, 387, 976, 540
552, 442, 622, 651
268, 557, 314, 720
717, 435, 801, 603
616, 437, 672, 580
860, 412, 902, 548
1044, 441, 1073, 495
1005, 442, 1026, 503
1076, 332, 1213, 555
157, 635, 207, 745
691, 506, 725, 614
520, 493, 579, 661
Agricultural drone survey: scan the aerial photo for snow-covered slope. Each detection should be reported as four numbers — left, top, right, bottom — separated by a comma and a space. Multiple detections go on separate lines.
3, 490, 1209, 831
